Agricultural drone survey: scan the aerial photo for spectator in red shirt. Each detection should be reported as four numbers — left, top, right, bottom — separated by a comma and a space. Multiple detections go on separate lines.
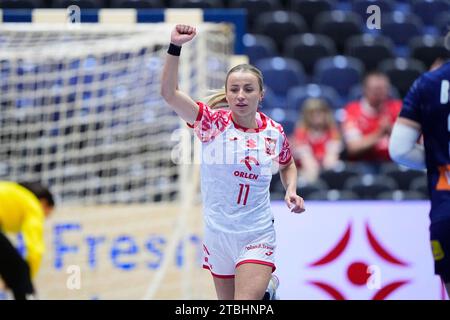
292, 98, 342, 183
342, 72, 401, 167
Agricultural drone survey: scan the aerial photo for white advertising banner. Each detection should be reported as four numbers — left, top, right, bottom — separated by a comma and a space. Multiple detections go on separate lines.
1, 201, 448, 300
273, 201, 448, 300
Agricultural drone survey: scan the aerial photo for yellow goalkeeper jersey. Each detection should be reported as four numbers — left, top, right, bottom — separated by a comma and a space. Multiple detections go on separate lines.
0, 181, 45, 279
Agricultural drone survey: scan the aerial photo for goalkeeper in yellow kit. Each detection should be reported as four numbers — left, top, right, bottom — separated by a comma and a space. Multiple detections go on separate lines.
0, 181, 54, 300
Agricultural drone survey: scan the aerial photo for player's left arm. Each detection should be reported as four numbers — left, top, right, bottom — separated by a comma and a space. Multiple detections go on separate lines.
389, 117, 426, 170
279, 158, 305, 214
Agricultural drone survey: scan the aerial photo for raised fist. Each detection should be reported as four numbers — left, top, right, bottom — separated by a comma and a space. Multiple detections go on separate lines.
171, 24, 197, 46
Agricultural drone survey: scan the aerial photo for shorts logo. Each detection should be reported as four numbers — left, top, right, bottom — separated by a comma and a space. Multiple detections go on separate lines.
431, 240, 445, 261
246, 244, 274, 251
203, 244, 213, 270
204, 257, 213, 270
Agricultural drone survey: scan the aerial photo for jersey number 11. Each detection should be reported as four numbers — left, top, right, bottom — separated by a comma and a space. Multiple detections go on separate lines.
237, 184, 250, 205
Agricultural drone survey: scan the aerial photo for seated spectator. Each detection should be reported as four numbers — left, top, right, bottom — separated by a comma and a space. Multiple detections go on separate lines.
292, 98, 342, 183
342, 72, 401, 172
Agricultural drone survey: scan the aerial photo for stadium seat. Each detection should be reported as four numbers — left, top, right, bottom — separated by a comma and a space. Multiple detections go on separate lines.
314, 55, 365, 99
351, 0, 395, 20
270, 173, 289, 194
436, 12, 449, 36
319, 165, 360, 190
377, 190, 428, 200
380, 162, 427, 191
378, 57, 426, 97
289, 0, 335, 29
296, 179, 329, 199
343, 174, 399, 199
313, 10, 363, 53
260, 86, 279, 109
381, 12, 423, 47
254, 10, 308, 53
243, 34, 278, 65
270, 191, 285, 200
409, 175, 428, 195
255, 57, 306, 99
263, 107, 299, 125
307, 189, 359, 200
0, 0, 43, 8
280, 118, 296, 136
229, 0, 281, 32
271, 172, 320, 194
286, 83, 342, 111
345, 34, 394, 72
410, 35, 450, 70
269, 173, 282, 192
412, 0, 450, 26
169, 0, 224, 8
110, 0, 164, 7
284, 33, 337, 76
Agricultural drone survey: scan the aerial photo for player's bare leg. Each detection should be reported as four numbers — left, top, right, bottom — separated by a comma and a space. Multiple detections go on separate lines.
212, 277, 235, 300
234, 263, 272, 300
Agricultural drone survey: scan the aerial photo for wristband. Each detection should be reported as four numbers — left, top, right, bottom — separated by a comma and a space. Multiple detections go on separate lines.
167, 43, 182, 56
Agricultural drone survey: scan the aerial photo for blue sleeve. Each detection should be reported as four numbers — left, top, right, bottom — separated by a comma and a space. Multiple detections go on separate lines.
399, 76, 423, 123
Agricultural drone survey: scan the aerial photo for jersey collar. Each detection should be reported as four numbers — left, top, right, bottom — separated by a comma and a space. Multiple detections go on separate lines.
231, 112, 268, 133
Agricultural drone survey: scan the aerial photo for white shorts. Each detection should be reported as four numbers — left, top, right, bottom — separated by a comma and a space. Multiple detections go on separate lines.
202, 224, 276, 278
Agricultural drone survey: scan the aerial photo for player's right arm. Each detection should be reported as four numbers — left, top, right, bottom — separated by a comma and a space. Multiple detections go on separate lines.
389, 117, 425, 170
389, 76, 426, 170
161, 24, 200, 125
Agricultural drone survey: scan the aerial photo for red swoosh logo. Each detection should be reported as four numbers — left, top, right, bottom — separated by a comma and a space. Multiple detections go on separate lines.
366, 222, 409, 266
309, 223, 352, 267
308, 281, 346, 300
372, 281, 410, 300
241, 156, 259, 171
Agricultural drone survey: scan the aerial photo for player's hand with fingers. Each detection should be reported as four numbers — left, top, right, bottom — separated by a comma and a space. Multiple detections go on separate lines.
285, 191, 305, 214
171, 24, 197, 46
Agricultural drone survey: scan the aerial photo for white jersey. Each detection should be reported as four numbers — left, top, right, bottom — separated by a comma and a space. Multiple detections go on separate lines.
189, 102, 292, 234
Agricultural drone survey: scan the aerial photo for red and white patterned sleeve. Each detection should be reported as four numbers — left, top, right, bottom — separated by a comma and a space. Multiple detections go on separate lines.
186, 102, 230, 143
278, 128, 293, 165
272, 122, 292, 165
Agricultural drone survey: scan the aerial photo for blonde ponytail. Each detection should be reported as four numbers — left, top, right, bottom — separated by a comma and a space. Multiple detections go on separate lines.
205, 89, 228, 109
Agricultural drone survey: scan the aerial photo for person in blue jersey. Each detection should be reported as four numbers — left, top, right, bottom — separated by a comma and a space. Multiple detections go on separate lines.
161, 24, 305, 300
388, 37, 450, 296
